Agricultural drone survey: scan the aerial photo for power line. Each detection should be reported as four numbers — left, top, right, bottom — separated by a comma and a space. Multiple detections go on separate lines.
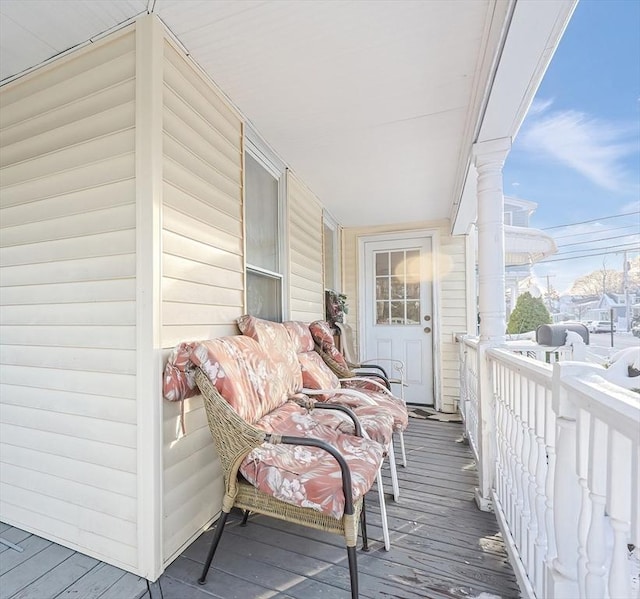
552, 224, 640, 240
541, 210, 640, 231
536, 246, 640, 264
558, 233, 640, 248
553, 241, 640, 257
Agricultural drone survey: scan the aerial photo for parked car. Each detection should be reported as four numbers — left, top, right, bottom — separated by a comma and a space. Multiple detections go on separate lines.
590, 320, 616, 333
632, 324, 640, 338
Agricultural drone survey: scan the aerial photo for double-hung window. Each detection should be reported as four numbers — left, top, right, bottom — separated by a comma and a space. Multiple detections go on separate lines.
323, 211, 340, 292
244, 132, 286, 321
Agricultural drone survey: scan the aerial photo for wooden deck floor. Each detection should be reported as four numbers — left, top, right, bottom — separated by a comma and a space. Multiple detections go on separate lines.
0, 418, 519, 599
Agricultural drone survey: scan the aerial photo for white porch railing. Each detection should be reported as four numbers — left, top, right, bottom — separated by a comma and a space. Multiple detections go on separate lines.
458, 336, 640, 599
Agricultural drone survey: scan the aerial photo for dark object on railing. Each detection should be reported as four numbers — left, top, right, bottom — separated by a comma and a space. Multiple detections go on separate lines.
536, 323, 589, 346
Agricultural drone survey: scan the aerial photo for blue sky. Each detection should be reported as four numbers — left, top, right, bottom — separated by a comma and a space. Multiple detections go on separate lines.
504, 0, 640, 294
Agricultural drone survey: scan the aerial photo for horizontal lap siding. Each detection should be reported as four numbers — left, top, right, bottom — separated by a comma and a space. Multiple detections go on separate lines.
0, 30, 139, 571
438, 234, 467, 412
161, 42, 241, 565
287, 173, 324, 322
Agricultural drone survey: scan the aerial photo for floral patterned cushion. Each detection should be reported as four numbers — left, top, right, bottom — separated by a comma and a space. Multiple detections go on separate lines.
309, 320, 350, 370
190, 336, 289, 424
326, 388, 409, 433
237, 315, 303, 396
283, 321, 341, 393
283, 320, 315, 352
242, 401, 385, 519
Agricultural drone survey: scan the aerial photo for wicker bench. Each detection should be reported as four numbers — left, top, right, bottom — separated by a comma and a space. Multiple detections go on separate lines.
163, 335, 385, 599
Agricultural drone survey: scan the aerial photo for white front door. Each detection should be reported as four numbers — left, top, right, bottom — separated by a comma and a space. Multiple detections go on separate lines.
361, 234, 434, 405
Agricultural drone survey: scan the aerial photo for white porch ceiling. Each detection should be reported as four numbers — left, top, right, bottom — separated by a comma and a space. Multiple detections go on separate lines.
0, 0, 575, 230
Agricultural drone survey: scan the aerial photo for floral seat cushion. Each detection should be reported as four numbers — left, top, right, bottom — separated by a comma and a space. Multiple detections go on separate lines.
241, 426, 383, 519
285, 321, 408, 433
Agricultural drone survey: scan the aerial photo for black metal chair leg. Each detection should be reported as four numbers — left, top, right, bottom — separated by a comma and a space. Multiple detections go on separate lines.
198, 511, 230, 585
347, 545, 359, 599
240, 510, 250, 526
360, 499, 369, 552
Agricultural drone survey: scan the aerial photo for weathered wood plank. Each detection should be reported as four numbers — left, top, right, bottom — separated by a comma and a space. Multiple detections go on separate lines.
0, 544, 73, 598
57, 562, 131, 598
0, 420, 517, 599
95, 572, 148, 599
0, 528, 31, 555
0, 534, 52, 575
11, 552, 97, 599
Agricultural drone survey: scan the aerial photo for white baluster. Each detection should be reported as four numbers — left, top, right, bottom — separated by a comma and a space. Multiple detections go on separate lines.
547, 363, 580, 599
526, 378, 538, 577
505, 369, 516, 528
576, 408, 592, 599
544, 394, 557, 597
514, 371, 525, 551
607, 430, 632, 599
534, 383, 549, 597
585, 418, 608, 599
519, 375, 532, 568
495, 364, 506, 509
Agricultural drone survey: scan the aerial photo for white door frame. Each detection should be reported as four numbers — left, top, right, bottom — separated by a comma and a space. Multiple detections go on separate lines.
357, 229, 442, 410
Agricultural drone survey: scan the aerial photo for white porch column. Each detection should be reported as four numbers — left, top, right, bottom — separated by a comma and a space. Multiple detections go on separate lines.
473, 137, 511, 510
475, 137, 510, 343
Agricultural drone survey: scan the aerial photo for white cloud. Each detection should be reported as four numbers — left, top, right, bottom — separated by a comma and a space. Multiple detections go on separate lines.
527, 97, 554, 116
521, 110, 638, 192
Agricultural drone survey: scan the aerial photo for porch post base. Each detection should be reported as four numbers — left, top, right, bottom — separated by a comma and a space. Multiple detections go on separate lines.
545, 561, 579, 599
474, 488, 493, 512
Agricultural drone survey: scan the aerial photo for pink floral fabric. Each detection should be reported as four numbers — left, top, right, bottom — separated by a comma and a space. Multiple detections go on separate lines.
309, 320, 350, 370
163, 342, 199, 402
163, 336, 385, 518
243, 402, 384, 519
283, 321, 315, 352
283, 320, 402, 437
192, 336, 289, 424
237, 315, 303, 397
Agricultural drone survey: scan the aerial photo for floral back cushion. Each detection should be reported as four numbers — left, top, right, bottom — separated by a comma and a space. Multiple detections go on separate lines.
284, 321, 341, 395
237, 315, 303, 396
309, 320, 351, 370
190, 336, 288, 423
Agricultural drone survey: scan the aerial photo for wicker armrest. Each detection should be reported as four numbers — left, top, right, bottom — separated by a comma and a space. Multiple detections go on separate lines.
195, 368, 267, 495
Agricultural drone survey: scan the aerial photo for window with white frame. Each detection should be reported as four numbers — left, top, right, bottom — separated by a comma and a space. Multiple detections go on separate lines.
244, 134, 286, 321
323, 212, 340, 292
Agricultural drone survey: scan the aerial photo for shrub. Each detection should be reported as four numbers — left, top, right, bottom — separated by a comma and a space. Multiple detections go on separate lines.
507, 292, 552, 334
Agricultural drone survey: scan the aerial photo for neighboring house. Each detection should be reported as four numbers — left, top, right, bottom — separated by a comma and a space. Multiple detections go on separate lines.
0, 2, 577, 583
503, 196, 557, 316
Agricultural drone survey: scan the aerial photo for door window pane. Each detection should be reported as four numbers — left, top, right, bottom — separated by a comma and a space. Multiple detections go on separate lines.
376, 253, 389, 276
373, 249, 420, 326
376, 301, 389, 324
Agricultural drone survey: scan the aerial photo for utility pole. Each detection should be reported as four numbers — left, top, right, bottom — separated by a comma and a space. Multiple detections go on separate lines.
545, 274, 556, 313
623, 250, 630, 332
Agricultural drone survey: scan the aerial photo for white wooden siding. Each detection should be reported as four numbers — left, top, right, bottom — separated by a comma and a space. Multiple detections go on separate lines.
160, 40, 242, 565
287, 172, 324, 322
342, 221, 467, 412
0, 28, 139, 571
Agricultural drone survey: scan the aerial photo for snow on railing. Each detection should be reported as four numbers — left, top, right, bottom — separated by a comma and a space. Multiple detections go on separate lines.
459, 339, 640, 598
